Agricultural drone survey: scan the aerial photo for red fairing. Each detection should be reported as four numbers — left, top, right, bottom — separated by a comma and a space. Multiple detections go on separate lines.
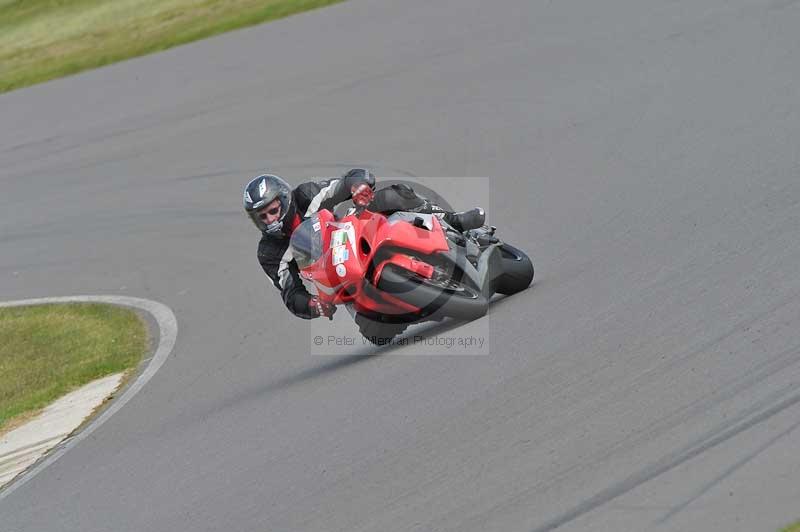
358, 212, 449, 258
352, 289, 419, 315
372, 253, 433, 286
296, 209, 448, 316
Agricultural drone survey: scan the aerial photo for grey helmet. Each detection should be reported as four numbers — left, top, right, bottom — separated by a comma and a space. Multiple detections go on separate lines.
243, 174, 295, 236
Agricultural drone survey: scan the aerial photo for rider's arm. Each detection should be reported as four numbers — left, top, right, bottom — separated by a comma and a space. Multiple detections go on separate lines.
258, 241, 318, 319
297, 170, 376, 217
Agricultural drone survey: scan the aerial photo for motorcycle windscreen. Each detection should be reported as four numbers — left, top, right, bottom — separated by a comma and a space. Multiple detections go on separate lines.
290, 214, 324, 270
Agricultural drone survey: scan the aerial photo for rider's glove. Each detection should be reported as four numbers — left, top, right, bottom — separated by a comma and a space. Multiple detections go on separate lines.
351, 183, 374, 207
309, 296, 336, 320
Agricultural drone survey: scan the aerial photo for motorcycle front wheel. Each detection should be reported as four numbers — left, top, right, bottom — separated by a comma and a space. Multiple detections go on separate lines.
376, 263, 488, 321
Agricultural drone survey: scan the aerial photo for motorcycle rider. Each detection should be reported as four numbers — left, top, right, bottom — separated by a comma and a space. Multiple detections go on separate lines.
244, 169, 485, 319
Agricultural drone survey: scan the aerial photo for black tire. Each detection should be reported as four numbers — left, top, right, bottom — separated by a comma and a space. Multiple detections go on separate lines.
376, 264, 488, 320
355, 314, 408, 345
495, 244, 534, 295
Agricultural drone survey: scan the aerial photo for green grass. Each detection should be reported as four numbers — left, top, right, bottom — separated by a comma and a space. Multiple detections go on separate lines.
0, 0, 344, 93
0, 303, 148, 432
782, 521, 800, 532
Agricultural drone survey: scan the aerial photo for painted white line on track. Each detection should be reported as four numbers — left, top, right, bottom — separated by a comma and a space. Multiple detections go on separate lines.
0, 296, 178, 501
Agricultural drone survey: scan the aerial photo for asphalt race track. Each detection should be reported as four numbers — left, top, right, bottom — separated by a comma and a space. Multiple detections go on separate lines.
2, 0, 800, 530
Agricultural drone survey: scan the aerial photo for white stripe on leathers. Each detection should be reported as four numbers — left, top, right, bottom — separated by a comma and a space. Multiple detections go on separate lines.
304, 179, 341, 218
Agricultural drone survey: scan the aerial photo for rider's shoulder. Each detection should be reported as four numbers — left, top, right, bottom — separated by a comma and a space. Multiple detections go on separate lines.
294, 180, 324, 198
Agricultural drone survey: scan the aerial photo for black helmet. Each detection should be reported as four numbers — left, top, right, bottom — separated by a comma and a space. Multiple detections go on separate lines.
243, 174, 295, 236
342, 168, 376, 187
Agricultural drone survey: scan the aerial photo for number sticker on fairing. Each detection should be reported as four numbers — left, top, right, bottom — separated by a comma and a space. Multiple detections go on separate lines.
331, 229, 349, 247
332, 245, 349, 265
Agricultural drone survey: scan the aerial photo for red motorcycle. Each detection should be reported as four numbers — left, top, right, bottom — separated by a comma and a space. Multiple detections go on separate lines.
291, 205, 533, 344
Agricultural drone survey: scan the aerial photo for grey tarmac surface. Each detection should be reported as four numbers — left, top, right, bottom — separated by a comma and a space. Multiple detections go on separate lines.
2, 0, 800, 530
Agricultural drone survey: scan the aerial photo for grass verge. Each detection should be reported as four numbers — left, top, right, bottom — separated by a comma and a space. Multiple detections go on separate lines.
0, 0, 345, 93
782, 521, 800, 532
0, 303, 148, 433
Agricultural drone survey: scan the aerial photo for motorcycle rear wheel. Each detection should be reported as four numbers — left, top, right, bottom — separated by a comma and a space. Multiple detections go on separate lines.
495, 244, 534, 295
